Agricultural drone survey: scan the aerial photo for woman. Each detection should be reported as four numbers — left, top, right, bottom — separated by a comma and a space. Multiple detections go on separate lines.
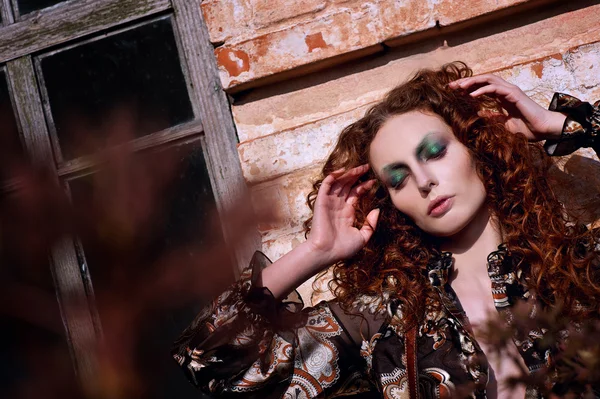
172, 62, 600, 398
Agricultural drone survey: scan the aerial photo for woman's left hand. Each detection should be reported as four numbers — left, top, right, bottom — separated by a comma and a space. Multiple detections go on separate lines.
449, 74, 566, 141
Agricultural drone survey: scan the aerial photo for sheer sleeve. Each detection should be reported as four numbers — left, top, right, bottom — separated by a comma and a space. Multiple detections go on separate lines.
171, 251, 376, 398
544, 93, 600, 157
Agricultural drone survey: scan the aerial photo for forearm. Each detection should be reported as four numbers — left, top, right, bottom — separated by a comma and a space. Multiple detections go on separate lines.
259, 241, 329, 300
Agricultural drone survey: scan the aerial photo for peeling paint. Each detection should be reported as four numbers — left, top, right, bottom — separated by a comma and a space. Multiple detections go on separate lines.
550, 53, 563, 61
531, 62, 544, 78
215, 47, 250, 77
239, 107, 368, 182
305, 32, 327, 52
274, 31, 309, 57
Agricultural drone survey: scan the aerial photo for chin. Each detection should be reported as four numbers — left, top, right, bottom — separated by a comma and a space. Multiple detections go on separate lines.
417, 212, 473, 238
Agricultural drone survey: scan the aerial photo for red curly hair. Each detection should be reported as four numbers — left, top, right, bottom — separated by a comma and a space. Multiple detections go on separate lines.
304, 61, 600, 330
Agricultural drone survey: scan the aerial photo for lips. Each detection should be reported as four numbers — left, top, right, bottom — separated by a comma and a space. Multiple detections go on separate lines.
427, 196, 454, 217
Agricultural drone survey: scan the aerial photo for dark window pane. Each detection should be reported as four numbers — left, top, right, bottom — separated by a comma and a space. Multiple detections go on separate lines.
0, 70, 25, 180
41, 17, 195, 160
69, 142, 230, 398
17, 0, 71, 15
0, 189, 83, 399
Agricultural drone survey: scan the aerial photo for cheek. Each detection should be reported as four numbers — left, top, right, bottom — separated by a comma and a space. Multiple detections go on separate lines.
469, 178, 488, 212
462, 160, 486, 199
443, 148, 483, 193
389, 190, 423, 222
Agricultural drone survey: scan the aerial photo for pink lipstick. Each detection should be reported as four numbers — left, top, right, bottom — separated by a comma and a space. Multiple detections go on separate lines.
428, 196, 454, 217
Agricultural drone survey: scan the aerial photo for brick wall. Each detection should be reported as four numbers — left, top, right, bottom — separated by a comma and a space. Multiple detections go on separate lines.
202, 0, 600, 303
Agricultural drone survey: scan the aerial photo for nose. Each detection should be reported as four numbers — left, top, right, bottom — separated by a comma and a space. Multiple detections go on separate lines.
413, 165, 438, 195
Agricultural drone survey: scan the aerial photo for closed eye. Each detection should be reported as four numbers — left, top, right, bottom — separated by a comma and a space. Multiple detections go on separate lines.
426, 146, 447, 160
419, 142, 447, 161
386, 167, 408, 189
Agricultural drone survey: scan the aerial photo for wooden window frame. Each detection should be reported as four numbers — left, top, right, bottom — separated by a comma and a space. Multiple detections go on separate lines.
0, 0, 13, 25
0, 0, 259, 390
33, 13, 198, 165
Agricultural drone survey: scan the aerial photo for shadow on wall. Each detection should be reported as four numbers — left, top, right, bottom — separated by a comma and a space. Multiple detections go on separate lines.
549, 154, 600, 228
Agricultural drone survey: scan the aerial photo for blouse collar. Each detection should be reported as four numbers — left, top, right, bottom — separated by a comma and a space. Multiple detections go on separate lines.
426, 243, 518, 287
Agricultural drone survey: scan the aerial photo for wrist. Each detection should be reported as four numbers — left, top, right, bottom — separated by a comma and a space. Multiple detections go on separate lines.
298, 241, 334, 270
260, 241, 331, 299
544, 111, 567, 138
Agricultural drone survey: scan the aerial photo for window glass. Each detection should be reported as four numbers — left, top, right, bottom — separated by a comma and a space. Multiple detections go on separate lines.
16, 0, 71, 16
40, 17, 195, 160
69, 140, 230, 398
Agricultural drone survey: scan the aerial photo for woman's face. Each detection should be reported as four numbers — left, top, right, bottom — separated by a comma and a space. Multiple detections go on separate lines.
369, 110, 487, 237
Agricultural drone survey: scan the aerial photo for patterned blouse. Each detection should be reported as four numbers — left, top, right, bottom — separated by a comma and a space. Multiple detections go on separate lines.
172, 93, 600, 399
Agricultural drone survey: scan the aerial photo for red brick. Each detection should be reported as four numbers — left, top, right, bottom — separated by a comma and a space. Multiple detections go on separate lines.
249, 0, 327, 28
433, 0, 530, 27
238, 107, 366, 183
209, 0, 549, 90
216, 7, 383, 89
201, 0, 252, 43
233, 3, 600, 144
250, 165, 320, 234
380, 0, 435, 40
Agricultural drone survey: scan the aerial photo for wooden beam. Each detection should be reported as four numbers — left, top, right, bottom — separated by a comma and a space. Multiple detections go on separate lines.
171, 0, 261, 275
1, 0, 14, 25
7, 55, 99, 391
0, 0, 170, 63
49, 237, 100, 392
7, 57, 54, 166
8, 0, 18, 19
57, 119, 204, 179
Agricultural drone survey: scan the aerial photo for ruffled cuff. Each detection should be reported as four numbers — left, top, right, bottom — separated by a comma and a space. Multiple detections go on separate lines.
171, 251, 305, 390
544, 93, 600, 156
243, 251, 305, 330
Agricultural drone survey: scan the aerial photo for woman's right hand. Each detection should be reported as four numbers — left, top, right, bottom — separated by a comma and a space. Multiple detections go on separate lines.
306, 164, 380, 267
260, 164, 379, 299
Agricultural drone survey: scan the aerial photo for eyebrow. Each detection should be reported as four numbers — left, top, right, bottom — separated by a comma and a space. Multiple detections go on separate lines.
380, 131, 441, 175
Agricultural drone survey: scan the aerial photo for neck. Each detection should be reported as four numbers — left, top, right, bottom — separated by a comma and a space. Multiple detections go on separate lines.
439, 205, 502, 280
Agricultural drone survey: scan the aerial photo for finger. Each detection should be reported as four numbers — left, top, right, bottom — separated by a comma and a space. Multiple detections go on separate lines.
468, 84, 514, 99
450, 75, 512, 91
359, 208, 380, 243
339, 165, 371, 198
347, 179, 376, 206
319, 168, 347, 196
332, 164, 370, 197
451, 74, 511, 90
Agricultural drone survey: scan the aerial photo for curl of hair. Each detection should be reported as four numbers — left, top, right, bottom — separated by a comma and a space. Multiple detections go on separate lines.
304, 61, 600, 331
